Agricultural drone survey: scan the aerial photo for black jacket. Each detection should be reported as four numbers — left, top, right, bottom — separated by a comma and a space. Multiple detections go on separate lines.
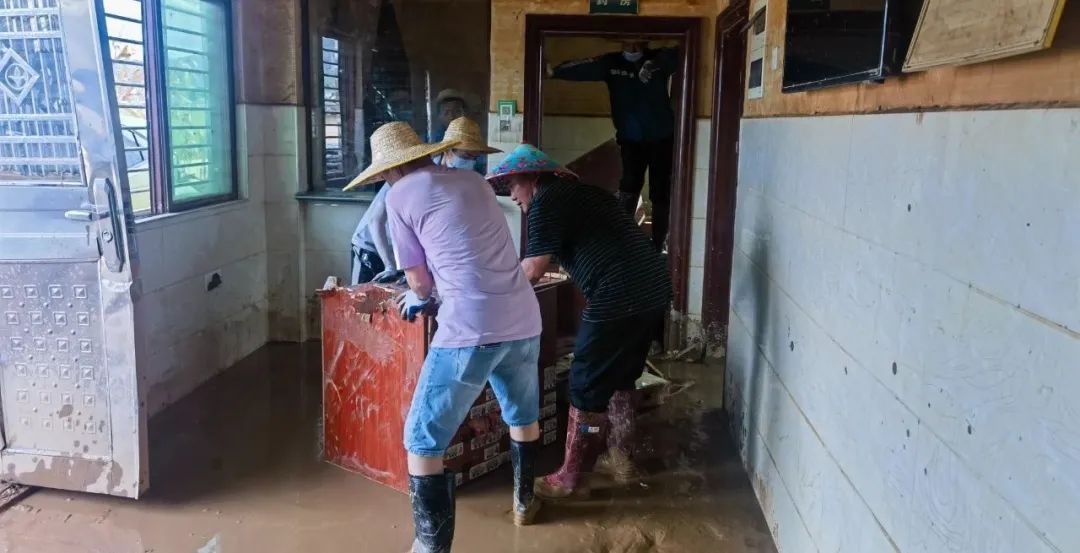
551, 48, 678, 143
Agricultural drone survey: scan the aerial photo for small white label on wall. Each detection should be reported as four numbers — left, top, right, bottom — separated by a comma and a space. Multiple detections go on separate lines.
747, 0, 768, 100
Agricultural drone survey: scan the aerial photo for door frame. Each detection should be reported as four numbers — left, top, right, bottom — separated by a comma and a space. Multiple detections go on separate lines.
701, 2, 749, 348
522, 14, 702, 315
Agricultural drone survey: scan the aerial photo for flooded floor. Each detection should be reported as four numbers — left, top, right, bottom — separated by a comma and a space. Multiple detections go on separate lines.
0, 344, 776, 553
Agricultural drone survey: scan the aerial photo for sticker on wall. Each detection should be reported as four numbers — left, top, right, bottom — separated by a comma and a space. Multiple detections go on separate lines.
497, 100, 516, 132
747, 0, 768, 100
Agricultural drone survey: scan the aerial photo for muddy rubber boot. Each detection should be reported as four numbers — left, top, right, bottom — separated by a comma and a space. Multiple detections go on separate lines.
409, 472, 455, 553
595, 390, 642, 485
510, 439, 541, 526
534, 407, 608, 500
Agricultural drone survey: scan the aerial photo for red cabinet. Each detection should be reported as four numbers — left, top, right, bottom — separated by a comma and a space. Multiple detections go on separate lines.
320, 280, 565, 493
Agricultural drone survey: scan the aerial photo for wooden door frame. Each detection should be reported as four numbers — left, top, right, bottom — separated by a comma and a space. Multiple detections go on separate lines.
522, 14, 702, 315
701, 2, 749, 346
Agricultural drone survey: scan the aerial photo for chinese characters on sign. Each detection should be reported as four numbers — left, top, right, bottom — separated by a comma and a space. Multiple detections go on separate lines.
590, 0, 639, 15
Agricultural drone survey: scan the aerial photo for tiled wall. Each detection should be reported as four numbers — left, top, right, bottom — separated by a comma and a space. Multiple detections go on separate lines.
241, 104, 307, 342
541, 116, 616, 165
686, 119, 711, 320
302, 200, 364, 335
727, 109, 1080, 553
132, 103, 279, 414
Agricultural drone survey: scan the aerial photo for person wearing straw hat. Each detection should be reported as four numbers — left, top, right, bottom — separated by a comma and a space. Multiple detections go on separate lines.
488, 144, 672, 503
548, 39, 678, 251
430, 88, 468, 143
345, 123, 545, 551
435, 116, 502, 174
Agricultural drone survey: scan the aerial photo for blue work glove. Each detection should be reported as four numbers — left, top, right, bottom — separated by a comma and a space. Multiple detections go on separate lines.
372, 269, 404, 284
397, 290, 434, 321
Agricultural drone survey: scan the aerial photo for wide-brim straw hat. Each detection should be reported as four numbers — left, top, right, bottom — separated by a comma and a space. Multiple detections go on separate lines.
441, 117, 501, 155
486, 144, 577, 196
343, 122, 458, 190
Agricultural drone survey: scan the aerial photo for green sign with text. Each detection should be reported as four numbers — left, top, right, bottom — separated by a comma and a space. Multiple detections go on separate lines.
590, 0, 639, 15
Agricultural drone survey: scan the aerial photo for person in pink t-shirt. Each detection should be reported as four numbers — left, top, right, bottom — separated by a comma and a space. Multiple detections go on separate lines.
343, 122, 543, 552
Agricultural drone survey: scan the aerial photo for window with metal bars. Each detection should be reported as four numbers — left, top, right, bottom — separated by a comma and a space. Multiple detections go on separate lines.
321, 37, 344, 181
103, 0, 235, 216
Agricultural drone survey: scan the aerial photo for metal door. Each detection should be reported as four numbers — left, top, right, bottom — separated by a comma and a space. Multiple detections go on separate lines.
0, 0, 147, 497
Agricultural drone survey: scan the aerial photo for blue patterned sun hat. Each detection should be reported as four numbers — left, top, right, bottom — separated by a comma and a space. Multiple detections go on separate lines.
486, 144, 577, 195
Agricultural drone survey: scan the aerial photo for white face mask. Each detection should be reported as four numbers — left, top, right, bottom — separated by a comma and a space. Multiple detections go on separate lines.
446, 154, 474, 170
623, 51, 644, 63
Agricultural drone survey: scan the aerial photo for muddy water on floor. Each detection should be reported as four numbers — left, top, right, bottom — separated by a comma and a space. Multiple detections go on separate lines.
0, 345, 774, 553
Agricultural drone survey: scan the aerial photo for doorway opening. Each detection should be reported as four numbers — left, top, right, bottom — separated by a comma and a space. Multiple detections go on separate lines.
522, 15, 702, 326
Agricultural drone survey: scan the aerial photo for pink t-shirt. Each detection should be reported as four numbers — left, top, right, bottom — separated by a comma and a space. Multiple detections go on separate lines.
386, 166, 542, 348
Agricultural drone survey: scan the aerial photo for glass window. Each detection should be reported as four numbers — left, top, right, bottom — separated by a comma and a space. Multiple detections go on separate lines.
102, 0, 236, 215
104, 0, 152, 212
305, 0, 492, 190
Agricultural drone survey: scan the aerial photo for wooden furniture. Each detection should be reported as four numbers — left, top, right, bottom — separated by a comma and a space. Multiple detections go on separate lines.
319, 279, 565, 493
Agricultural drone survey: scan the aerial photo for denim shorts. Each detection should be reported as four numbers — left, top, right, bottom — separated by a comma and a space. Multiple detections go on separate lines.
404, 336, 541, 458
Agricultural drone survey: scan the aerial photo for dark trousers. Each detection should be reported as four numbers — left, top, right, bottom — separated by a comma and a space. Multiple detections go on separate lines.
569, 308, 666, 413
618, 137, 674, 250
350, 247, 385, 285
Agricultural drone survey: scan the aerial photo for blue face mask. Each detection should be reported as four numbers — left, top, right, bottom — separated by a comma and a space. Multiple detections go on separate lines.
623, 51, 644, 63
446, 154, 474, 170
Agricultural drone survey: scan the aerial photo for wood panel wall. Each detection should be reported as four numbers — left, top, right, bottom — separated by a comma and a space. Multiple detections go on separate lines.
745, 0, 1080, 117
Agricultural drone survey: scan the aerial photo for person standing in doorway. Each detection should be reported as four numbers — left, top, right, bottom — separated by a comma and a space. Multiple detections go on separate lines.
548, 39, 678, 251
344, 123, 544, 552
488, 144, 672, 502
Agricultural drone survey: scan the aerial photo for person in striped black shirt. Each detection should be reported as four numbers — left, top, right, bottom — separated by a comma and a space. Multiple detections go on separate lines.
488, 144, 672, 502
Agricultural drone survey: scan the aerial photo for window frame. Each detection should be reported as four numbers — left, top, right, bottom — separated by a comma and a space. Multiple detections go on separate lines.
106, 0, 239, 217
318, 34, 352, 189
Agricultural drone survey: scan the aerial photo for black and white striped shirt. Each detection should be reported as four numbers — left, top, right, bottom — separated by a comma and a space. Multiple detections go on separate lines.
526, 178, 672, 322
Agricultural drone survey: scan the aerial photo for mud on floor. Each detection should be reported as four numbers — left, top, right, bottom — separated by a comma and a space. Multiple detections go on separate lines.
0, 344, 775, 553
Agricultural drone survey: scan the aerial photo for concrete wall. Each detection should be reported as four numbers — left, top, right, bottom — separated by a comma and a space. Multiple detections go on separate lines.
726, 108, 1080, 553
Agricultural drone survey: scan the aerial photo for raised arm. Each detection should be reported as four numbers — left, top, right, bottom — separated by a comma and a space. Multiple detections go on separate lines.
550, 55, 609, 82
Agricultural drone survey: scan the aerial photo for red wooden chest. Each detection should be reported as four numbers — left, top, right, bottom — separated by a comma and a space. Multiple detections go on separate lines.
320, 279, 565, 493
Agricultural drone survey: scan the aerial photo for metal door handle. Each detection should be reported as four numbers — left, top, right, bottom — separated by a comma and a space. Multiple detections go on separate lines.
64, 207, 111, 222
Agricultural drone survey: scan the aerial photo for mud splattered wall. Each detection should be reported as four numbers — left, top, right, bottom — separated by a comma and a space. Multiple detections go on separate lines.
726, 108, 1080, 551
729, 5, 1080, 549
745, 0, 1080, 116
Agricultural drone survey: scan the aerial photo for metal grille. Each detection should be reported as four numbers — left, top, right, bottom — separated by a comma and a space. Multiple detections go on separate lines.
0, 0, 81, 185
322, 37, 342, 178
103, 0, 151, 212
